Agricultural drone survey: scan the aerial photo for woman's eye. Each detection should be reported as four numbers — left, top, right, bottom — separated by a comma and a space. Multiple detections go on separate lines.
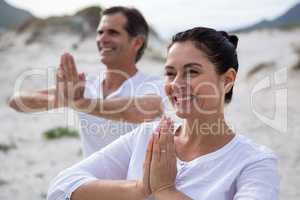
187, 70, 199, 74
164, 72, 176, 77
184, 70, 199, 77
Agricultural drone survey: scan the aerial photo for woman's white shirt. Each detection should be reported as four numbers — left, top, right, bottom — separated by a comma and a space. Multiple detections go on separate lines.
47, 122, 279, 200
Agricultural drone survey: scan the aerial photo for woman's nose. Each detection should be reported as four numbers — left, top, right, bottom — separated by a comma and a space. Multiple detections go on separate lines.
170, 76, 189, 92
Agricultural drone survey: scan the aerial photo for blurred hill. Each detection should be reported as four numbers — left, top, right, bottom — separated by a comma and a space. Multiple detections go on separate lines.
0, 0, 34, 32
234, 2, 300, 32
16, 6, 103, 45
0, 1, 166, 60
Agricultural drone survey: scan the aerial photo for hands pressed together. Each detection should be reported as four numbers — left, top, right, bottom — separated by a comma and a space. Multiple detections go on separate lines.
54, 53, 86, 109
55, 53, 179, 198
49, 54, 188, 200
138, 116, 178, 199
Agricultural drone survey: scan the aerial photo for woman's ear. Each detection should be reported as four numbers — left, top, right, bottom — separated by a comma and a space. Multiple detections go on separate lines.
224, 68, 237, 94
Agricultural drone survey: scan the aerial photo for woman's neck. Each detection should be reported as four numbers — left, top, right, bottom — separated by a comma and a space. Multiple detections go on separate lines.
175, 115, 235, 161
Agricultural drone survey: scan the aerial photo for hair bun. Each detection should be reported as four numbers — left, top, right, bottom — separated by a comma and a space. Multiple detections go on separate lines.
228, 35, 238, 49
219, 31, 238, 49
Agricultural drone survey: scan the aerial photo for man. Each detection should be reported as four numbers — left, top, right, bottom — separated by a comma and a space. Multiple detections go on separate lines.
9, 6, 166, 157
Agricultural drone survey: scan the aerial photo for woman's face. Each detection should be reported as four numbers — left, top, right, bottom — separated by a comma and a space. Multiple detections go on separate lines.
164, 41, 227, 119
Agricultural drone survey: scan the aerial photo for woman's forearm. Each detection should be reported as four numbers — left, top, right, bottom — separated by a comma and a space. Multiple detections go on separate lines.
71, 180, 146, 200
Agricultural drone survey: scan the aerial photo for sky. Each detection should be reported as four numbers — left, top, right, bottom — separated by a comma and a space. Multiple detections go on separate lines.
5, 0, 300, 39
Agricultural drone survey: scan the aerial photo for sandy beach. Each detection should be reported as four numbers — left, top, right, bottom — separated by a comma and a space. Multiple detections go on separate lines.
0, 28, 300, 199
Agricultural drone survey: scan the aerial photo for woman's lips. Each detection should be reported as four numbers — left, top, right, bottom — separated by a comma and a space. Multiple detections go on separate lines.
172, 95, 196, 105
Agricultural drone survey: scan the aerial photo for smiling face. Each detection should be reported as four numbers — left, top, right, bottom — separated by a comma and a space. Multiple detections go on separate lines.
96, 13, 139, 68
164, 41, 227, 119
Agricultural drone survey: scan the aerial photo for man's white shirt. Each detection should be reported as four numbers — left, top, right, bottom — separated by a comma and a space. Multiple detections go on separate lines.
78, 70, 166, 157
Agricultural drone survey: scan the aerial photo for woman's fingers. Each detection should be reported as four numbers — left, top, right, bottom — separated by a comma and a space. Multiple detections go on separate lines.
159, 118, 169, 140
144, 135, 154, 167
167, 132, 176, 162
153, 117, 174, 162
153, 115, 166, 136
143, 135, 154, 194
149, 117, 177, 193
158, 118, 169, 160
152, 133, 160, 162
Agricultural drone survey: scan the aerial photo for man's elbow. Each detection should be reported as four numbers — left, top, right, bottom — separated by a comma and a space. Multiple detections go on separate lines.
125, 101, 164, 123
140, 107, 163, 123
124, 111, 161, 124
142, 96, 164, 121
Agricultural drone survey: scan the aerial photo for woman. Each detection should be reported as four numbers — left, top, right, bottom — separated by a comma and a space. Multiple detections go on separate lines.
47, 27, 279, 200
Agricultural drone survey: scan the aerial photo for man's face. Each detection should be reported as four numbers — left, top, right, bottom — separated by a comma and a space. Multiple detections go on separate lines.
96, 13, 136, 67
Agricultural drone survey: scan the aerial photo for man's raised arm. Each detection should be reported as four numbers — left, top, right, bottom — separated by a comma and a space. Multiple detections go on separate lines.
73, 95, 163, 123
8, 88, 57, 113
9, 88, 163, 123
9, 53, 164, 122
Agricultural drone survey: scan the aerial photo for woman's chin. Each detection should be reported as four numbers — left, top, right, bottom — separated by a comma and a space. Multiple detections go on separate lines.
175, 109, 192, 119
174, 107, 217, 120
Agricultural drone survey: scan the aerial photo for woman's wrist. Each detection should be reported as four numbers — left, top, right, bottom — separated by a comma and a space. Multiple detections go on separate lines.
153, 185, 177, 198
135, 180, 151, 200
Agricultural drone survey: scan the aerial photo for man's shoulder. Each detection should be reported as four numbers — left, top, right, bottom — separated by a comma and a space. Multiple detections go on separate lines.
131, 71, 164, 96
139, 72, 164, 88
136, 71, 162, 82
85, 74, 101, 84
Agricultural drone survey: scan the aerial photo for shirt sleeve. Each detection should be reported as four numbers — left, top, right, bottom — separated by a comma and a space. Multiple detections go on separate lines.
234, 155, 280, 200
135, 79, 169, 112
47, 126, 140, 200
83, 74, 99, 99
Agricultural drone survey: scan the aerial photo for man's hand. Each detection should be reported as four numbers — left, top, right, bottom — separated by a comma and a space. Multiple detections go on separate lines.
55, 53, 86, 108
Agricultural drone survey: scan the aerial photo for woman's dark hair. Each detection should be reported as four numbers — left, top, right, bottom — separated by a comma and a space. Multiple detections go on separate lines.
169, 27, 239, 103
102, 6, 149, 62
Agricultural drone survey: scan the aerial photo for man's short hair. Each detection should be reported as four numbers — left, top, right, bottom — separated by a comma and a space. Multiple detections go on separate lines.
102, 6, 149, 62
